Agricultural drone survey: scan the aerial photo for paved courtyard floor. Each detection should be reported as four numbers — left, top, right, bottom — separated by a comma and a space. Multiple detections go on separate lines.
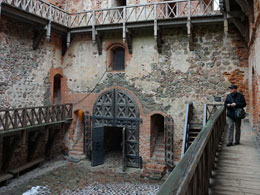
0, 152, 163, 195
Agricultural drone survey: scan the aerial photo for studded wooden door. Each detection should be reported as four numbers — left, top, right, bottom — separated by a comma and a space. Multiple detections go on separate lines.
165, 115, 174, 167
91, 126, 104, 166
93, 89, 140, 168
84, 111, 92, 160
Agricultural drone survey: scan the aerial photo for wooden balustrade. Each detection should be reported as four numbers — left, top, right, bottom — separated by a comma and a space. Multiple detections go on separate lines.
203, 103, 223, 127
158, 106, 226, 195
2, 0, 221, 28
0, 104, 73, 133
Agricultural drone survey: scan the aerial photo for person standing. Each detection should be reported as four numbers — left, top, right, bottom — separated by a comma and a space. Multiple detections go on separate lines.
224, 84, 247, 147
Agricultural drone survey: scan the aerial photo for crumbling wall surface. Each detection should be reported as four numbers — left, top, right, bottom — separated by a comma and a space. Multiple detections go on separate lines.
248, 0, 260, 143
62, 24, 248, 161
0, 16, 62, 109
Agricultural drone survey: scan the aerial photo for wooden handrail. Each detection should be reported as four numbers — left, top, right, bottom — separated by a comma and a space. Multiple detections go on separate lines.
0, 104, 73, 132
158, 106, 226, 195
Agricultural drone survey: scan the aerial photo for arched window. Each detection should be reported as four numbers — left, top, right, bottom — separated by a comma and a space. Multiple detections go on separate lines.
53, 74, 62, 104
112, 47, 125, 71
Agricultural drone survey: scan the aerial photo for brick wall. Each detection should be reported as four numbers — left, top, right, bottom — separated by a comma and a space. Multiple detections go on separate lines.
248, 0, 260, 143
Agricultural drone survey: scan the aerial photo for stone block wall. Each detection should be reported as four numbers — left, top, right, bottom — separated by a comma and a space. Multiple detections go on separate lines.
0, 16, 67, 174
60, 24, 249, 162
0, 16, 62, 109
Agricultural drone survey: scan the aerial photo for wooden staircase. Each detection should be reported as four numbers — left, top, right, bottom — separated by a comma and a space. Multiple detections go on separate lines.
182, 103, 223, 157
142, 133, 166, 180
186, 123, 203, 147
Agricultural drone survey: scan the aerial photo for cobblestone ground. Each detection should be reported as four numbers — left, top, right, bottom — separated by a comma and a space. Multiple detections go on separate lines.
0, 152, 163, 195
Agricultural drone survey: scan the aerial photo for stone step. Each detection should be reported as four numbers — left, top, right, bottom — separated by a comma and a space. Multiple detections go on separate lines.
189, 123, 203, 130
71, 147, 83, 152
152, 152, 165, 158
154, 147, 165, 152
69, 151, 84, 156
145, 163, 165, 172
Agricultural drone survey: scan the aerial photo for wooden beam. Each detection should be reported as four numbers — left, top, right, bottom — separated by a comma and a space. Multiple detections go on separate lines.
46, 21, 51, 41
231, 18, 249, 42
33, 28, 45, 50
187, 20, 193, 51
224, 0, 230, 12
0, 1, 2, 19
62, 32, 71, 56
235, 0, 253, 21
156, 29, 163, 54
96, 31, 102, 55
126, 28, 133, 54
227, 11, 245, 19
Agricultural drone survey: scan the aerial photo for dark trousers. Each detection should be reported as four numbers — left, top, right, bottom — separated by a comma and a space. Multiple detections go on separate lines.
227, 117, 241, 143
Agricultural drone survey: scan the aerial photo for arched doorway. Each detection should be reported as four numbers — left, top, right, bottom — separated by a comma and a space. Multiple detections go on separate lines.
151, 114, 165, 156
88, 89, 140, 168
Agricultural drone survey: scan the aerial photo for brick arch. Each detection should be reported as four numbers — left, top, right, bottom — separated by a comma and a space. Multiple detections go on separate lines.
49, 67, 69, 105
92, 86, 142, 168
104, 41, 132, 70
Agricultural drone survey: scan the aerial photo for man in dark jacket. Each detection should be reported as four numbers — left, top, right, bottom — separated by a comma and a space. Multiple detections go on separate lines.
224, 84, 247, 147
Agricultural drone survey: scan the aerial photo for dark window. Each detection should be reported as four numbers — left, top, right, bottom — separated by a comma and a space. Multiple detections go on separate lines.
53, 74, 62, 104
112, 47, 125, 71
115, 0, 126, 6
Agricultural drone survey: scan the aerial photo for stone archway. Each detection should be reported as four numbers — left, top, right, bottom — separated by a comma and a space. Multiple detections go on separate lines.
91, 89, 140, 168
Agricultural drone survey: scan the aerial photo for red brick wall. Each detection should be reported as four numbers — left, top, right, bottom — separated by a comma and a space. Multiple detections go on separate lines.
248, 0, 260, 141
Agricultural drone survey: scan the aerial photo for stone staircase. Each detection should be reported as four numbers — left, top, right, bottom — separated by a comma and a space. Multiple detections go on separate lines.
69, 141, 86, 160
141, 133, 166, 180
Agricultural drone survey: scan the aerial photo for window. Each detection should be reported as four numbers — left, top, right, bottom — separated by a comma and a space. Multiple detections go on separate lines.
112, 47, 125, 71
113, 0, 126, 7
53, 74, 62, 104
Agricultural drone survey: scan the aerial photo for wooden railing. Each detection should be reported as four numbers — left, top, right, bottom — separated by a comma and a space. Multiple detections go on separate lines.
2, 0, 221, 28
0, 104, 73, 133
181, 103, 193, 158
2, 0, 70, 26
69, 0, 221, 27
158, 106, 226, 195
203, 103, 223, 127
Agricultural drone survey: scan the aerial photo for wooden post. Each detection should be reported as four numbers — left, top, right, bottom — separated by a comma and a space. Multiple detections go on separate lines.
92, 10, 96, 45
4, 111, 8, 131
0, 0, 2, 19
0, 135, 3, 174
224, 12, 228, 35
123, 7, 126, 43
154, 3, 157, 41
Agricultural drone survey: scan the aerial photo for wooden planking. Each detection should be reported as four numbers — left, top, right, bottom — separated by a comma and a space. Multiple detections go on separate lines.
210, 121, 260, 195
0, 174, 13, 183
8, 158, 44, 176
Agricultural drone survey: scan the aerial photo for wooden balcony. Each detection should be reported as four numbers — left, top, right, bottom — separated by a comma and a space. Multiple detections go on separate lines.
0, 104, 73, 135
0, 0, 224, 53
